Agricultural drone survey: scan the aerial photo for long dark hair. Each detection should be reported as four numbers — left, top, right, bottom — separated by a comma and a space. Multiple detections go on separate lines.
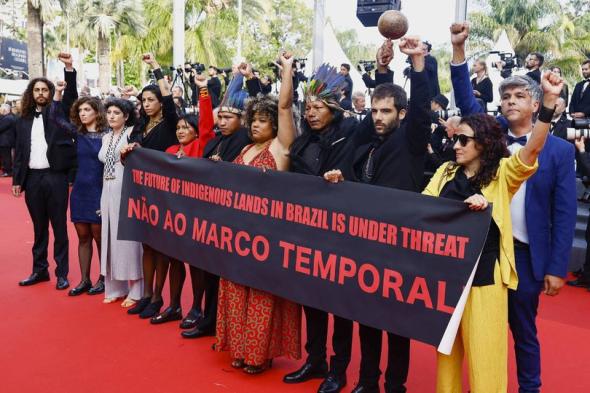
177, 114, 199, 137
70, 97, 108, 134
105, 98, 136, 127
444, 113, 509, 189
21, 77, 54, 119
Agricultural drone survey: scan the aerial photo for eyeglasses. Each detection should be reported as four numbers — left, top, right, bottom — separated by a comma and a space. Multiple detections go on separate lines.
452, 134, 475, 147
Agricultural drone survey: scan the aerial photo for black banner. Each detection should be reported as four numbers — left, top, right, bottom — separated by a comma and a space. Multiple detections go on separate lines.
118, 148, 491, 352
0, 38, 28, 73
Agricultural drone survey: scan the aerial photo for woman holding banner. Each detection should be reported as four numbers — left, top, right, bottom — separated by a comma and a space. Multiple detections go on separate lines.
422, 70, 563, 392
122, 53, 179, 320
150, 74, 216, 326
99, 99, 143, 306
214, 53, 301, 374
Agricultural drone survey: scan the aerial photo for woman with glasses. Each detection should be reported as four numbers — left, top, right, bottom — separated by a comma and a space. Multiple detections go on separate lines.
422, 69, 562, 392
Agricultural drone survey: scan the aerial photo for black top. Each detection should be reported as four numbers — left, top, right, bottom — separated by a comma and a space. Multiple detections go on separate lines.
130, 95, 179, 152
350, 69, 432, 192
202, 127, 251, 162
426, 125, 456, 173
207, 76, 222, 108
440, 169, 499, 286
570, 79, 590, 117
526, 69, 541, 84
471, 76, 493, 104
425, 55, 440, 99
0, 113, 17, 147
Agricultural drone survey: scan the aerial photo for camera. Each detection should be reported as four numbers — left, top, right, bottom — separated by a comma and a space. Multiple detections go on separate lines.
357, 60, 376, 73
566, 119, 590, 140
492, 52, 520, 77
184, 62, 206, 74
294, 58, 307, 69
435, 108, 461, 121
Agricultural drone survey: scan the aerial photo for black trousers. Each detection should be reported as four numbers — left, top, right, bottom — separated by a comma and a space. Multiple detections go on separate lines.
0, 146, 12, 175
359, 324, 410, 393
24, 169, 69, 278
303, 305, 353, 376
198, 270, 219, 332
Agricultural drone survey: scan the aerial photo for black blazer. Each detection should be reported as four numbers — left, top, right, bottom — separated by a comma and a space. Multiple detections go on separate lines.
0, 113, 16, 147
570, 80, 590, 117
13, 102, 76, 191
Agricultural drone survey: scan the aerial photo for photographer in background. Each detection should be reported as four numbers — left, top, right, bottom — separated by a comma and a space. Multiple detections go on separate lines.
207, 66, 222, 108
524, 52, 544, 84
550, 97, 569, 140
340, 63, 353, 103
424, 41, 440, 99
570, 59, 590, 119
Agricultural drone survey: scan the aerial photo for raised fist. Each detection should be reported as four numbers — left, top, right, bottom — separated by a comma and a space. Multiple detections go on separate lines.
377, 39, 394, 67
450, 22, 470, 47
55, 80, 67, 92
540, 71, 564, 98
399, 36, 425, 57
58, 52, 73, 68
238, 62, 254, 78
194, 74, 208, 89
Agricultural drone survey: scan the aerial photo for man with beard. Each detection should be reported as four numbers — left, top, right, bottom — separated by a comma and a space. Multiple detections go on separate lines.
322, 36, 431, 393
569, 59, 590, 120
181, 64, 256, 339
12, 77, 77, 290
450, 22, 576, 393
524, 52, 544, 85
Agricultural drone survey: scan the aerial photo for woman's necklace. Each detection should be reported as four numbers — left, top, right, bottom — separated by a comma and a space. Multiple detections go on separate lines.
144, 114, 163, 138
104, 127, 127, 180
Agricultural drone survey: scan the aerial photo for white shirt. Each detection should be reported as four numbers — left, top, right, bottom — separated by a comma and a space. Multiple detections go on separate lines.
28, 114, 50, 169
507, 130, 531, 244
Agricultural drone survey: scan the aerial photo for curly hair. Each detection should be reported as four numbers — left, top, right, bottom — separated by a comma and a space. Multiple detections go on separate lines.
105, 98, 136, 127
444, 113, 509, 190
69, 97, 107, 134
21, 78, 54, 119
245, 94, 278, 139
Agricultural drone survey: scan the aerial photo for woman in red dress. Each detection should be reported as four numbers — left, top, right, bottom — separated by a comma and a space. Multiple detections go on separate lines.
215, 53, 300, 374
150, 75, 217, 327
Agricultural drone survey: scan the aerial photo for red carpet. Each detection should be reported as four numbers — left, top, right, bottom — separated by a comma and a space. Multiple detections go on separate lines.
1, 177, 589, 392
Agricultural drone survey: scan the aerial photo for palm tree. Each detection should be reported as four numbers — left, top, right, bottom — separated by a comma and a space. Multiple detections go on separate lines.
68, 0, 146, 93
26, 0, 60, 78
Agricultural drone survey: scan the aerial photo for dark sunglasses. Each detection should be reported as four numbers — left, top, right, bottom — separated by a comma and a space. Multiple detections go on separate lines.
452, 134, 475, 147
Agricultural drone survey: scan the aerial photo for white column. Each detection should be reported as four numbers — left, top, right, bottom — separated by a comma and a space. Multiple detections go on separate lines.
172, 0, 185, 69
312, 0, 325, 70
237, 0, 243, 60
455, 0, 468, 22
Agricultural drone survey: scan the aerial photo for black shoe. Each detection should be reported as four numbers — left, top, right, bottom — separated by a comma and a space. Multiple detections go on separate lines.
150, 306, 183, 325
19, 271, 50, 286
68, 280, 92, 296
566, 278, 590, 288
87, 279, 105, 295
351, 384, 379, 393
127, 297, 151, 315
318, 374, 347, 393
179, 308, 202, 329
139, 300, 164, 319
181, 325, 215, 339
56, 277, 70, 290
572, 269, 583, 278
283, 362, 329, 384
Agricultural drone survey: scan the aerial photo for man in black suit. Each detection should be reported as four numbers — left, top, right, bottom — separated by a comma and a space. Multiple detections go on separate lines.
0, 103, 16, 176
569, 59, 590, 119
524, 52, 544, 84
12, 77, 76, 290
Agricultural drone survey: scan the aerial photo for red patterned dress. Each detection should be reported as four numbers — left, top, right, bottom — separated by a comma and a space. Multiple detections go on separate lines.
215, 141, 302, 366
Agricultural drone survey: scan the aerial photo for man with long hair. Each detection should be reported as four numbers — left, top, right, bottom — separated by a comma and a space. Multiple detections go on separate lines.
13, 76, 77, 290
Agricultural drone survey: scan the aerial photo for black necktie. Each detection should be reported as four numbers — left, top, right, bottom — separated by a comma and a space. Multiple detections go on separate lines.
34, 111, 42, 118
506, 135, 527, 146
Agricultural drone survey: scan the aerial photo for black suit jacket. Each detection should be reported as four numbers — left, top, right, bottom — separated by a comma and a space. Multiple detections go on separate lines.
13, 102, 77, 191
0, 113, 16, 147
570, 80, 590, 117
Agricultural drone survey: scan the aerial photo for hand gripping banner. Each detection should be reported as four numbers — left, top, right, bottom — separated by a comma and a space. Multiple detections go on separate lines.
118, 148, 491, 354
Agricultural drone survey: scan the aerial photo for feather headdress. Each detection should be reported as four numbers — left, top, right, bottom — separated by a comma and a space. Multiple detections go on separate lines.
219, 74, 249, 115
303, 64, 347, 110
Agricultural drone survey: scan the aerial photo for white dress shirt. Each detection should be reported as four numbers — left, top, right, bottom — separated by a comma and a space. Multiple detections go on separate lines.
29, 114, 50, 169
507, 130, 531, 243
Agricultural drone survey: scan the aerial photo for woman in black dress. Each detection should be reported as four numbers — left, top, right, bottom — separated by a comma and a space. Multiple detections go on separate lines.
471, 59, 493, 111
122, 53, 179, 319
